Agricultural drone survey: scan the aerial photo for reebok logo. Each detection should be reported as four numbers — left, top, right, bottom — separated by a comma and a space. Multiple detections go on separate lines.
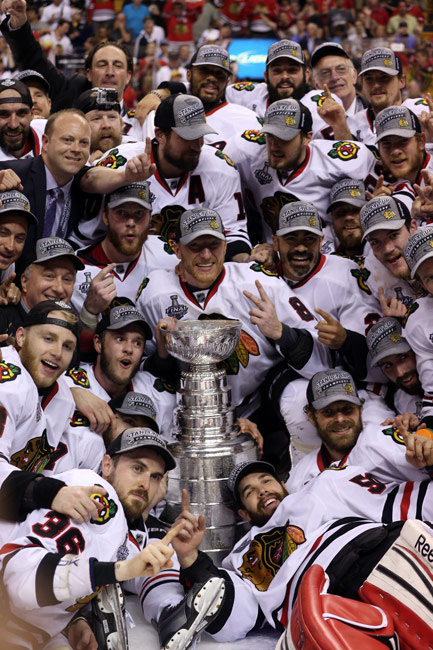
415, 534, 433, 562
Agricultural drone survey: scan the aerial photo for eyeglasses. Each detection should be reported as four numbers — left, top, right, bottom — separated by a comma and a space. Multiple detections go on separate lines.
316, 65, 352, 82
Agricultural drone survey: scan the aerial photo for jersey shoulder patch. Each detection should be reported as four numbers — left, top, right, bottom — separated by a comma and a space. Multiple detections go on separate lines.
215, 149, 236, 167
70, 409, 91, 428
350, 266, 372, 294
233, 81, 256, 92
0, 361, 21, 383
67, 367, 90, 388
402, 301, 419, 327
249, 262, 279, 277
136, 277, 150, 301
327, 140, 360, 161
381, 426, 405, 446
91, 493, 118, 525
153, 377, 176, 394
158, 236, 175, 255
241, 129, 266, 145
96, 148, 127, 169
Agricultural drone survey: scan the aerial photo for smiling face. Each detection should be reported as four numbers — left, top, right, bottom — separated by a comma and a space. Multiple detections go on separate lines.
0, 90, 32, 158
157, 128, 203, 175
0, 214, 28, 270
187, 64, 230, 109
266, 132, 310, 172
378, 134, 425, 183
103, 201, 151, 261
331, 203, 363, 255
20, 258, 77, 309
416, 256, 433, 296
307, 401, 363, 460
87, 45, 132, 101
94, 325, 145, 391
313, 55, 357, 108
273, 229, 323, 281
378, 350, 421, 395
102, 449, 165, 521
366, 222, 416, 278
27, 81, 52, 119
361, 71, 404, 115
265, 59, 309, 103
42, 113, 91, 186
174, 235, 226, 289
16, 311, 76, 389
238, 472, 288, 527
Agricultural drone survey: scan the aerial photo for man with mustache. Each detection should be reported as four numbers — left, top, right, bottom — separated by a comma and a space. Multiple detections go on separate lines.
286, 367, 430, 493
0, 78, 44, 161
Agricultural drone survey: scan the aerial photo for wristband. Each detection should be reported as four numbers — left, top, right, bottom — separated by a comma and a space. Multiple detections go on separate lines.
148, 90, 164, 102
80, 304, 99, 329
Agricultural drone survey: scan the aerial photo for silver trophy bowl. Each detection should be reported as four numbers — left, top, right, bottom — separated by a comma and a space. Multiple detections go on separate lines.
160, 319, 242, 365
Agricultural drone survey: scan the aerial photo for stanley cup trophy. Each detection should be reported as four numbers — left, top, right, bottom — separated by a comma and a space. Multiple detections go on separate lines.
161, 320, 258, 564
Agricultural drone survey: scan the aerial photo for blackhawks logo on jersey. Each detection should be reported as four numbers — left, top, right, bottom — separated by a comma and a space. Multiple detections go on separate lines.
401, 301, 419, 327
154, 377, 177, 394
233, 81, 255, 92
10, 430, 54, 473
158, 235, 175, 255
382, 426, 405, 446
311, 92, 327, 107
350, 267, 372, 294
0, 362, 21, 383
91, 493, 118, 525
261, 191, 300, 231
327, 141, 360, 161
198, 313, 259, 374
249, 262, 279, 277
97, 148, 127, 169
136, 277, 150, 301
239, 524, 306, 591
151, 204, 185, 240
415, 98, 429, 106
67, 367, 90, 388
70, 410, 91, 428
215, 149, 236, 167
241, 129, 266, 145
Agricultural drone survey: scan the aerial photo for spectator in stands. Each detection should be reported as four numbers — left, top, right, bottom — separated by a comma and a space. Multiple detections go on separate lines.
122, 0, 150, 40
220, 0, 248, 36
40, 19, 73, 65
110, 13, 133, 52
244, 0, 278, 38
87, 0, 116, 33
134, 16, 165, 60
392, 21, 418, 51
39, 0, 74, 29
327, 0, 354, 38
164, 0, 195, 47
387, 1, 418, 36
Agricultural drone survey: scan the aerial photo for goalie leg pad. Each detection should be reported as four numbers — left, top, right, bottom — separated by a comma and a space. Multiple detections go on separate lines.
275, 565, 398, 650
359, 519, 433, 650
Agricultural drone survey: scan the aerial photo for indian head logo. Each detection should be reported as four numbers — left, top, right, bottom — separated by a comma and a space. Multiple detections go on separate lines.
327, 141, 360, 161
239, 525, 306, 591
67, 367, 90, 388
91, 492, 118, 525
97, 148, 127, 169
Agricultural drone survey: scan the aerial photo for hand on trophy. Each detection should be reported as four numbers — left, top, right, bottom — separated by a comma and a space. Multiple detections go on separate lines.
170, 489, 206, 569
156, 317, 178, 358
236, 418, 264, 457
244, 280, 283, 340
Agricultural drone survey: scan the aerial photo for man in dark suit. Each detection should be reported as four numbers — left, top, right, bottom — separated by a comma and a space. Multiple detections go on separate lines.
0, 108, 91, 271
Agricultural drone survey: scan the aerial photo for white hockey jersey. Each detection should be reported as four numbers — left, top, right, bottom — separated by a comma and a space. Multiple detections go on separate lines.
0, 119, 46, 161
65, 362, 176, 440
71, 235, 179, 314
135, 262, 331, 415
223, 135, 381, 241
92, 142, 251, 252
363, 247, 421, 309
221, 464, 433, 632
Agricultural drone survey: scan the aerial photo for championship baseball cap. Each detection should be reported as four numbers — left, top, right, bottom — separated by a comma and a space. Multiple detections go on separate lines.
16, 69, 50, 94
266, 40, 305, 67
375, 106, 420, 143
106, 182, 152, 210
0, 190, 38, 224
74, 87, 121, 114
108, 391, 159, 432
403, 225, 433, 278
32, 237, 85, 271
175, 207, 225, 244
96, 303, 152, 339
366, 317, 411, 366
189, 44, 231, 74
154, 94, 217, 140
228, 460, 278, 508
0, 78, 33, 107
359, 48, 401, 77
327, 179, 367, 213
360, 196, 410, 241
23, 299, 81, 340
275, 201, 323, 236
310, 41, 351, 68
106, 427, 176, 471
307, 370, 362, 410
261, 99, 312, 141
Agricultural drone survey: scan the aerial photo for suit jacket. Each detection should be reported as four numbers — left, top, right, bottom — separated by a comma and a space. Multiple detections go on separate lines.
0, 156, 90, 273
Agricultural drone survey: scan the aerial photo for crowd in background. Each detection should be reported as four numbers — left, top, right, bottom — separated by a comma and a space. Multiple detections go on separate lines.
0, 0, 431, 106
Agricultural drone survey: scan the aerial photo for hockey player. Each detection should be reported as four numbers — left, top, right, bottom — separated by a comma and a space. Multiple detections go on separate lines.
223, 98, 381, 244
327, 178, 367, 260
167, 458, 433, 647
0, 78, 45, 161
66, 303, 177, 439
0, 427, 218, 650
286, 368, 430, 493
402, 225, 433, 427
89, 94, 252, 261
71, 181, 178, 320
359, 195, 422, 311
135, 206, 331, 425
0, 299, 104, 531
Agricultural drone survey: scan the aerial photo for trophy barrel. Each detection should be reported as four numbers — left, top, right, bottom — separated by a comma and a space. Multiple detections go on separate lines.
165, 434, 257, 564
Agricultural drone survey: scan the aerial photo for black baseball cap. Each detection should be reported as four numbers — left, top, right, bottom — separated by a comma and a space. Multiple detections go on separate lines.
106, 427, 176, 471
23, 299, 81, 340
310, 42, 351, 68
16, 69, 50, 94
0, 78, 33, 107
75, 87, 121, 114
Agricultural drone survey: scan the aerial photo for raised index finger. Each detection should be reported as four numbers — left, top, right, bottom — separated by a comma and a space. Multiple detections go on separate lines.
96, 262, 117, 279
323, 83, 332, 99
162, 521, 186, 545
255, 279, 270, 301
2, 273, 15, 288
181, 487, 190, 511
315, 307, 334, 323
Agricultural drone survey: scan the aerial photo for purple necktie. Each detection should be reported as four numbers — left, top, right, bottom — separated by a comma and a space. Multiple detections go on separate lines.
43, 187, 63, 238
